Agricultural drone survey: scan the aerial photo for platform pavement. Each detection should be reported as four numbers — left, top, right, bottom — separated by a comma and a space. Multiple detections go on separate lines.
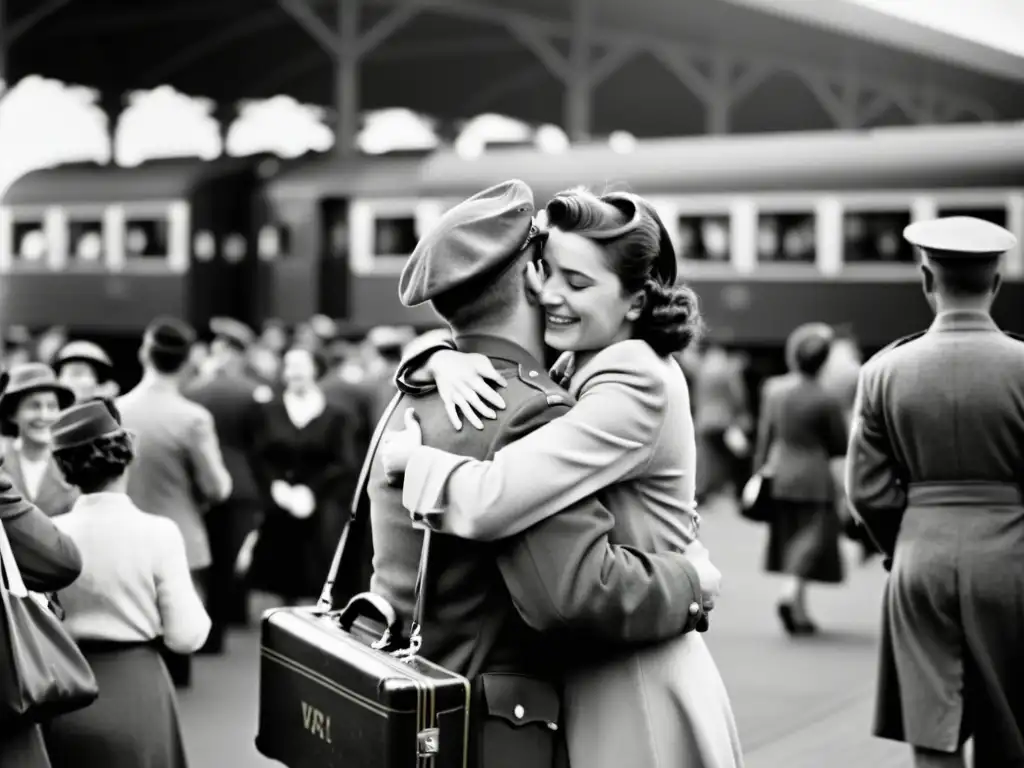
177, 499, 911, 767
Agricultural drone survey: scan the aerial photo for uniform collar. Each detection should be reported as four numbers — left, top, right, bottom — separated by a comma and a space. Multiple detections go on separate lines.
929, 310, 1000, 334
454, 334, 543, 370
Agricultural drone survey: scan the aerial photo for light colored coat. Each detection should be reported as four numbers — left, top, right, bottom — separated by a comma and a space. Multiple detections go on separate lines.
2, 443, 78, 518
119, 379, 232, 569
403, 339, 743, 768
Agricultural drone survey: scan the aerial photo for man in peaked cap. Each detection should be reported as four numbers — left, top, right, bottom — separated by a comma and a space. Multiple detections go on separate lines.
340, 180, 715, 767
183, 317, 264, 649
53, 340, 118, 403
845, 216, 1024, 767
119, 317, 232, 686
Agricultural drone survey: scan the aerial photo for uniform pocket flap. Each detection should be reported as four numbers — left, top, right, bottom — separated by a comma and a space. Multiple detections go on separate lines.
480, 673, 560, 728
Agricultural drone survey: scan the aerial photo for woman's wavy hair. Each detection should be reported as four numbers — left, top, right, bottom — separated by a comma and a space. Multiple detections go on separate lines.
544, 188, 705, 356
52, 397, 135, 494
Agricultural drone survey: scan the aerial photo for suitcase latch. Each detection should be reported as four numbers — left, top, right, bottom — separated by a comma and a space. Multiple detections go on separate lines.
417, 727, 439, 757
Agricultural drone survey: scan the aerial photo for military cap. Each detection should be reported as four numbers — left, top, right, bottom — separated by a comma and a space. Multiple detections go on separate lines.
210, 317, 255, 350
399, 180, 537, 307
144, 317, 196, 355
54, 340, 114, 372
51, 398, 126, 452
904, 216, 1017, 258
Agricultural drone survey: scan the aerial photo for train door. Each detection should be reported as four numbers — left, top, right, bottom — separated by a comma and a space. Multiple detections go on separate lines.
318, 198, 350, 319
187, 168, 261, 330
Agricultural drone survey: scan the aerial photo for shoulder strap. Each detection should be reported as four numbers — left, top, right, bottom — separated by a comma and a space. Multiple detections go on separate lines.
1004, 331, 1024, 344
316, 392, 403, 611
315, 393, 436, 658
875, 329, 926, 359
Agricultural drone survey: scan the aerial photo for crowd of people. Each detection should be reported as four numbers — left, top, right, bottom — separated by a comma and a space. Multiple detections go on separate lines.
0, 180, 1018, 768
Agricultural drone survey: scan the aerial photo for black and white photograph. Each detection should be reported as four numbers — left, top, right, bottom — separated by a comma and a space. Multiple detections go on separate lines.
1, 1, 1023, 766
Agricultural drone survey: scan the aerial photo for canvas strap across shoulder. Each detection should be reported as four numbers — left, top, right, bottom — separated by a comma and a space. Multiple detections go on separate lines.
316, 393, 434, 642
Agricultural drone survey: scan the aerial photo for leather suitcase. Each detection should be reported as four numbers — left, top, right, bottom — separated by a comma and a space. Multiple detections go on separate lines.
256, 594, 471, 768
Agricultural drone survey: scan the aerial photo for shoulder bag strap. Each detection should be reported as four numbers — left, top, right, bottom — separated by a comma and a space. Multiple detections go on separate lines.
316, 392, 404, 611
0, 520, 29, 598
315, 394, 438, 658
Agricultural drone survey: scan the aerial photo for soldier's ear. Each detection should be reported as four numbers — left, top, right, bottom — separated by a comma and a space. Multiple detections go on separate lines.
919, 263, 935, 294
991, 272, 1002, 299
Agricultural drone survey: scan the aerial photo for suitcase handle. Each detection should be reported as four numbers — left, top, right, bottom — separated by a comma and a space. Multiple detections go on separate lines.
337, 592, 401, 638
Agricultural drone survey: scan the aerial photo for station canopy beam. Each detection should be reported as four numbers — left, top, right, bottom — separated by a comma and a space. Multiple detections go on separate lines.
278, 0, 421, 154
0, 0, 74, 93
361, 0, 999, 135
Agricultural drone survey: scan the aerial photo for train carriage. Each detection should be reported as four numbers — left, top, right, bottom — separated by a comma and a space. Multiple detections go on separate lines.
2, 122, 1023, 356
0, 156, 273, 338
413, 123, 1024, 348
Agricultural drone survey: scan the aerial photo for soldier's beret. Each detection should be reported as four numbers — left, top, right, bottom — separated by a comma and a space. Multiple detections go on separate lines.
145, 317, 195, 355
904, 216, 1017, 258
54, 340, 113, 371
210, 317, 255, 350
399, 180, 537, 307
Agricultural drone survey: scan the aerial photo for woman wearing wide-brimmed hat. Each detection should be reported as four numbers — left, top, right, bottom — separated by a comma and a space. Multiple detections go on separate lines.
43, 398, 211, 768
0, 363, 78, 518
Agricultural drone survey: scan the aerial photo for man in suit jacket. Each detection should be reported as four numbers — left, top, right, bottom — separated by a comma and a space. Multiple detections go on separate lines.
184, 317, 264, 650
119, 317, 232, 685
846, 217, 1024, 768
347, 182, 716, 768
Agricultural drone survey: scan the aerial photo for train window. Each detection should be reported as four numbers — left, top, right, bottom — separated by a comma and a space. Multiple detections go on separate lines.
12, 221, 47, 263
223, 234, 246, 263
843, 210, 913, 263
69, 219, 103, 264
756, 212, 815, 263
935, 206, 1007, 228
258, 225, 291, 260
676, 215, 730, 262
194, 231, 216, 261
372, 216, 417, 257
125, 218, 170, 259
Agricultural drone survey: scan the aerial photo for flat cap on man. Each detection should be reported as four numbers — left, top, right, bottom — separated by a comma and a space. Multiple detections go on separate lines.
145, 317, 195, 355
904, 216, 1018, 258
399, 179, 536, 307
210, 317, 255, 350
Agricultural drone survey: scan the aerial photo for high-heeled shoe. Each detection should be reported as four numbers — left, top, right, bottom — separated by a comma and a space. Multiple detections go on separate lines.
777, 601, 798, 635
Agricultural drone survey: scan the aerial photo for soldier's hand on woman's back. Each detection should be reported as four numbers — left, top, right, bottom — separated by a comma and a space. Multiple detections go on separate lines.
427, 350, 507, 430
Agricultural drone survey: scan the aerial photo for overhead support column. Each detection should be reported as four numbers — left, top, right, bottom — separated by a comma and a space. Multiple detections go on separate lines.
278, 0, 420, 156
565, 0, 592, 141
506, 8, 635, 141
336, 0, 359, 156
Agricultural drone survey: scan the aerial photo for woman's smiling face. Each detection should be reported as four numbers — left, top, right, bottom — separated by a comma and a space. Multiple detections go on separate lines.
537, 228, 641, 354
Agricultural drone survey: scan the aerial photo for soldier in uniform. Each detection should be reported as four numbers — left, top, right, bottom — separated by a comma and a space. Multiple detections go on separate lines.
358, 181, 717, 768
184, 317, 264, 648
846, 216, 1024, 767
52, 340, 118, 403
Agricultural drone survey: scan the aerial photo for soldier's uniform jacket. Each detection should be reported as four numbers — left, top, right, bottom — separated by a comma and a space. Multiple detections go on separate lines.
366, 334, 706, 766
846, 309, 1024, 759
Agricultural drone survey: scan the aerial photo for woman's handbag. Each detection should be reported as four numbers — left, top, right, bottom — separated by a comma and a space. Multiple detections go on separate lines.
740, 470, 775, 523
0, 520, 99, 728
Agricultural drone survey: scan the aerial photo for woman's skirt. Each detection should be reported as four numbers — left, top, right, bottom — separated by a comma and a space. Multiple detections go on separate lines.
565, 632, 744, 768
44, 640, 188, 768
765, 499, 844, 584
